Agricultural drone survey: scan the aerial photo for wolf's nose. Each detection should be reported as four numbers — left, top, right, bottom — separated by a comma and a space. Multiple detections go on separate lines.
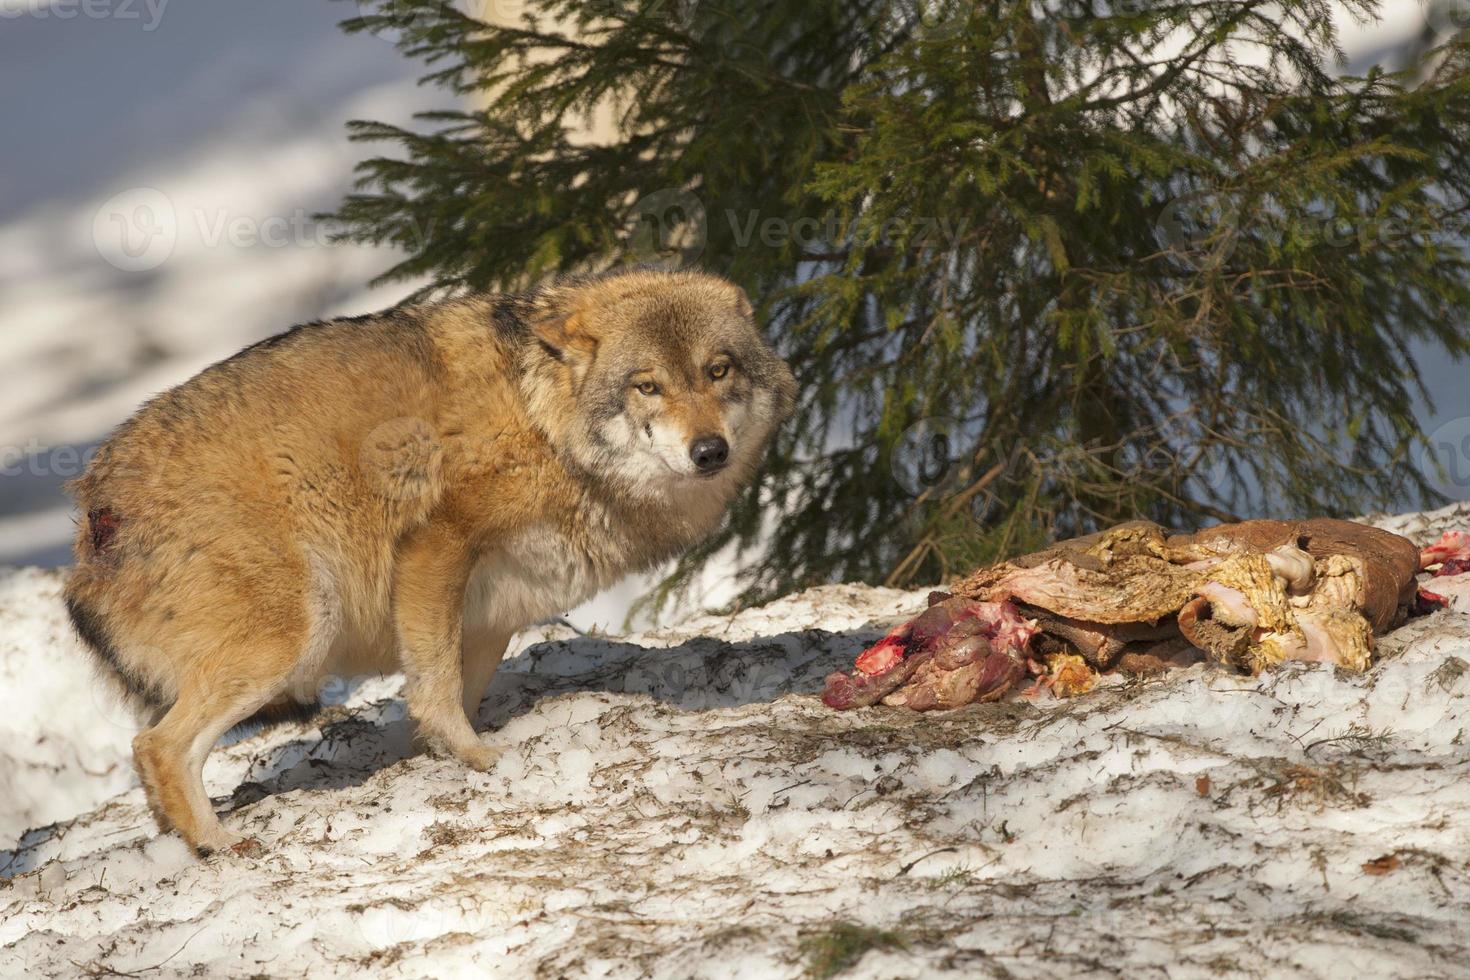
690, 436, 730, 473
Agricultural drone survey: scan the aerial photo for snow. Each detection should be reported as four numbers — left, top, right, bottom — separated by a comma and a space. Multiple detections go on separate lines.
0, 567, 138, 847
4, 507, 1470, 977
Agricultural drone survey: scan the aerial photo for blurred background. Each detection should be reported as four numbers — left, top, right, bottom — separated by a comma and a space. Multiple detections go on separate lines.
0, 0, 1463, 628
0, 0, 425, 563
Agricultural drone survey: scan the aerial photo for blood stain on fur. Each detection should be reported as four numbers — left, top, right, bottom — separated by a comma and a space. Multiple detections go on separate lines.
88, 508, 122, 553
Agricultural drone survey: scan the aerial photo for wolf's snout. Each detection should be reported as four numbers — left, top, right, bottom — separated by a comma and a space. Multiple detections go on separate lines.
690, 435, 730, 473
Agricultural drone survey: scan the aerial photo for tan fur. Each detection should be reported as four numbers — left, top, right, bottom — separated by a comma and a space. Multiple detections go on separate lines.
64, 268, 796, 855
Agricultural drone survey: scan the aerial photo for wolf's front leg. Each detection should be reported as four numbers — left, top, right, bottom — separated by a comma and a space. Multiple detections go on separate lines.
394, 524, 503, 772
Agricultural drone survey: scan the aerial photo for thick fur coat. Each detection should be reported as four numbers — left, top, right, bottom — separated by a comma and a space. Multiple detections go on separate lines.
65, 268, 796, 855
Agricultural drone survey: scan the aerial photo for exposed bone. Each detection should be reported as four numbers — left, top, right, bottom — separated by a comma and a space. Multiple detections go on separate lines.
1265, 544, 1315, 594
1422, 529, 1470, 569
1195, 582, 1257, 627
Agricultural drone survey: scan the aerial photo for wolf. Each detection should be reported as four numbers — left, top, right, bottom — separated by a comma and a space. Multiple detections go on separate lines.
64, 267, 796, 856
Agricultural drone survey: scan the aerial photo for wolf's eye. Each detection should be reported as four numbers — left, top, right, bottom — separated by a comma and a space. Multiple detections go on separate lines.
708, 362, 730, 381
636, 380, 661, 396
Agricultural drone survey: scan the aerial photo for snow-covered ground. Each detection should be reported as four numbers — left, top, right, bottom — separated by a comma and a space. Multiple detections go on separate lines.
3, 504, 1470, 978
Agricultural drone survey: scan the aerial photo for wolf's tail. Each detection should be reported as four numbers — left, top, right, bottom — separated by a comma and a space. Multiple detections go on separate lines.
67, 587, 323, 732
64, 589, 164, 707
64, 501, 166, 715
226, 697, 323, 739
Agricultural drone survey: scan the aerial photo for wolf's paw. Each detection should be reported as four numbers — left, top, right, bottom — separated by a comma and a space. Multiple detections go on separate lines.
416, 726, 506, 773
192, 826, 259, 859
455, 742, 505, 773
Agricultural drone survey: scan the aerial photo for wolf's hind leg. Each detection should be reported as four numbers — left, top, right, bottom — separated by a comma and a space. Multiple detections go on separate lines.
131, 636, 302, 856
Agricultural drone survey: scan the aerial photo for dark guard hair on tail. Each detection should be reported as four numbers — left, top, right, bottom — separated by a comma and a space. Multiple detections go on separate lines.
224, 698, 323, 739
65, 592, 320, 734
65, 591, 165, 709
69, 497, 322, 736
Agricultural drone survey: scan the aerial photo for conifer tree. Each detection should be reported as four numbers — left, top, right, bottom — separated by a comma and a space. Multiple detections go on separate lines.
330, 0, 1470, 608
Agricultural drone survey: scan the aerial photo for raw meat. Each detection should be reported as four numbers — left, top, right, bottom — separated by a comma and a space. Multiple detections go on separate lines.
1421, 529, 1470, 569
823, 518, 1427, 711
820, 596, 1038, 710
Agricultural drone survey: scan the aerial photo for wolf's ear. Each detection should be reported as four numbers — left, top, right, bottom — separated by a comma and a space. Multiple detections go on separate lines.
730, 286, 754, 320
533, 311, 598, 365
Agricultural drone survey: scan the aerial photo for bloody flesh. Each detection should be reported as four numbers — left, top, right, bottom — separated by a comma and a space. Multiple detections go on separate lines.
1421, 530, 1470, 569
824, 517, 1443, 712
822, 596, 1039, 710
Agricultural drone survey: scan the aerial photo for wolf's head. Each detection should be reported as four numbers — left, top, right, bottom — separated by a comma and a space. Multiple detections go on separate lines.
519, 269, 796, 499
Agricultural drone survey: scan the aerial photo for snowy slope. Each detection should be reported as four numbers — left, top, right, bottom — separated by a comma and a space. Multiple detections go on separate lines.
3, 506, 1470, 977
0, 568, 138, 849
